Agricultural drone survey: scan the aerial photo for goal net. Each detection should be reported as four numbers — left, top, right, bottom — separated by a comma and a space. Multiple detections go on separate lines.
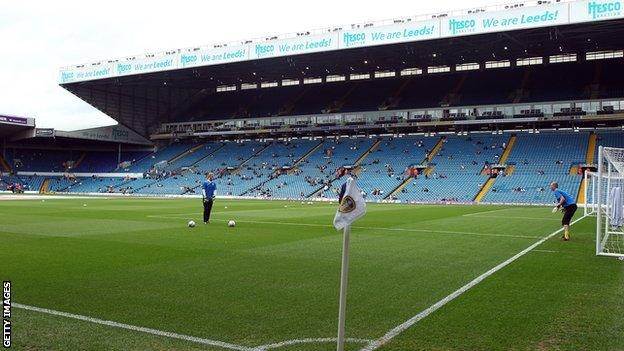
595, 146, 624, 257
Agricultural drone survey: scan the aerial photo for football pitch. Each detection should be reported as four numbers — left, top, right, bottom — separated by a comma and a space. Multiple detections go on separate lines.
1, 197, 623, 350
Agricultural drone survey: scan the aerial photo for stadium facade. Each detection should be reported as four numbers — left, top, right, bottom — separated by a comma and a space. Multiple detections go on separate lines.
1, 0, 623, 204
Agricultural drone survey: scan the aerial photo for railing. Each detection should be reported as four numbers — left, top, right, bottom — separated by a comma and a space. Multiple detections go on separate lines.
156, 97, 624, 136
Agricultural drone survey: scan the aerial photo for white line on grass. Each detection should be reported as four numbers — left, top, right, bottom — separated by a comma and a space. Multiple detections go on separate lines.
359, 215, 587, 351
14, 303, 371, 350
462, 208, 514, 217
13, 303, 254, 351
147, 215, 540, 239
466, 215, 560, 221
253, 337, 372, 350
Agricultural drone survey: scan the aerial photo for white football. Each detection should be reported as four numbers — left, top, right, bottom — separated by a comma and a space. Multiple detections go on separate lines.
228, 220, 236, 227
188, 220, 196, 228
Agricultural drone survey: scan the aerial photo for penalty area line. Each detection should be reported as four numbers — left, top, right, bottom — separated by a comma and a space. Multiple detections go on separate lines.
359, 215, 588, 351
13, 303, 254, 351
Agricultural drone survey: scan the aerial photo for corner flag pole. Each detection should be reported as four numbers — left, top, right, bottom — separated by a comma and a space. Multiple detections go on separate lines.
336, 225, 351, 351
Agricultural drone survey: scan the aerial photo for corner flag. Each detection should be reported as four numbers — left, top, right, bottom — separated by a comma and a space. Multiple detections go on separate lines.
333, 176, 366, 351
333, 177, 367, 230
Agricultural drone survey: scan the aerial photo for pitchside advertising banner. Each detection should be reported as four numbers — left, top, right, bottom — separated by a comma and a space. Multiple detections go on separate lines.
58, 0, 624, 84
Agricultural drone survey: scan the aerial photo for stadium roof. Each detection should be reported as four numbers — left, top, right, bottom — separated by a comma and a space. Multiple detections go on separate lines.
0, 114, 35, 138
59, 0, 624, 137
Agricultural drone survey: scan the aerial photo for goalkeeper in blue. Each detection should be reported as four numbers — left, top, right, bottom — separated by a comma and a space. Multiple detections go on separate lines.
202, 172, 216, 224
550, 181, 577, 241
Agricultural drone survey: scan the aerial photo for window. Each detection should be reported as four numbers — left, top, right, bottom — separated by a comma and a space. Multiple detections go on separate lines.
549, 54, 577, 63
350, 73, 370, 80
240, 83, 257, 90
427, 66, 450, 73
374, 71, 396, 78
282, 79, 299, 86
326, 75, 346, 82
456, 63, 479, 71
260, 81, 278, 88
485, 60, 510, 69
400, 68, 422, 76
303, 77, 322, 84
516, 57, 543, 66
216, 85, 236, 92
586, 50, 624, 61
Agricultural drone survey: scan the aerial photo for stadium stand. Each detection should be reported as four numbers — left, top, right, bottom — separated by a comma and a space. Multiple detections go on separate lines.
174, 61, 623, 121
483, 132, 589, 204
6, 128, 615, 204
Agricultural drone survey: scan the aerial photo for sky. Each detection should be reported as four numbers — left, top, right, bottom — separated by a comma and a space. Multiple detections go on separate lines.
1, 0, 503, 131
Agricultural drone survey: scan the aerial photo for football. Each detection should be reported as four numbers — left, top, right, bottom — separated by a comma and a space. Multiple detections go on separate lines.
228, 220, 236, 227
188, 220, 196, 228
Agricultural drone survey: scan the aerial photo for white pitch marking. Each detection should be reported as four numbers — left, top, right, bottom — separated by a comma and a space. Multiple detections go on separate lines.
147, 215, 539, 239
462, 208, 514, 217
13, 303, 254, 351
253, 337, 372, 350
532, 249, 559, 253
466, 215, 559, 221
359, 215, 587, 351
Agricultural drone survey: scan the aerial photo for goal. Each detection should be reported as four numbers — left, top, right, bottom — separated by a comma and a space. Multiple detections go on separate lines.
595, 146, 624, 257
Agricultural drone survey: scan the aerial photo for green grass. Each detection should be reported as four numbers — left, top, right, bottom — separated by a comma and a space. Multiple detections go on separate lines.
1, 197, 622, 350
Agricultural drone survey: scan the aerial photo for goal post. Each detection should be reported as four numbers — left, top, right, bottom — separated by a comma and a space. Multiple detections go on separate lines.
584, 170, 599, 217
596, 146, 624, 258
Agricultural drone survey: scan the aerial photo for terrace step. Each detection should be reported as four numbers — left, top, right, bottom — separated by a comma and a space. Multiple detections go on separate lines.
168, 143, 205, 165
354, 138, 382, 166
424, 137, 445, 164
73, 152, 87, 170
474, 177, 496, 203
585, 132, 597, 164
292, 140, 324, 168
39, 178, 50, 194
307, 139, 381, 198
499, 134, 517, 164
190, 144, 226, 167
0, 153, 11, 172
385, 177, 413, 200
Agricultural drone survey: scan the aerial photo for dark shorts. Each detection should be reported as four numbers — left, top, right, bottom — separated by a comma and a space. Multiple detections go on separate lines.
562, 204, 578, 226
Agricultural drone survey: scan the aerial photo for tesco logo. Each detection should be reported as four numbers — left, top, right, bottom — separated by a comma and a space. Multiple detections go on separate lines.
449, 19, 476, 35
343, 32, 366, 47
588, 1, 621, 19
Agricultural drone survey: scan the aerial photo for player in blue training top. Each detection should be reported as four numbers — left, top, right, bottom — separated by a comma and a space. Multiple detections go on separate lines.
202, 172, 216, 224
550, 181, 577, 241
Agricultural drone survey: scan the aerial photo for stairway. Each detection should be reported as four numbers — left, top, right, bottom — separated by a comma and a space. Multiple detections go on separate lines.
424, 137, 445, 163
169, 143, 205, 164
385, 177, 413, 200
0, 154, 11, 172
190, 144, 225, 166
474, 135, 517, 202
292, 141, 324, 168
585, 132, 597, 164
238, 143, 272, 168
353, 138, 382, 166
499, 134, 517, 164
306, 139, 381, 198
576, 132, 597, 203
39, 178, 50, 194
511, 69, 532, 103
577, 177, 588, 204
379, 79, 411, 110
474, 178, 496, 202
73, 152, 87, 170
